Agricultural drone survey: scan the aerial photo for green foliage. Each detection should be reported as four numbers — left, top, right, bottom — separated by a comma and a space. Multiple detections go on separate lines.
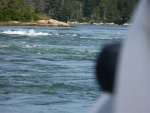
0, 0, 40, 22
51, 0, 136, 24
83, 0, 95, 17
0, 0, 137, 24
114, 0, 136, 24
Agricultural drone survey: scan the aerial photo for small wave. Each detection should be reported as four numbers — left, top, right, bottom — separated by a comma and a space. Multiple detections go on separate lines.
50, 83, 83, 91
66, 34, 78, 37
97, 37, 115, 40
0, 44, 9, 48
72, 34, 78, 37
1, 29, 49, 36
79, 36, 123, 40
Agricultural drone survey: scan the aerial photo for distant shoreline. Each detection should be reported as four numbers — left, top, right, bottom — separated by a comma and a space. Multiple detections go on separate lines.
0, 20, 131, 27
0, 19, 70, 27
68, 21, 131, 26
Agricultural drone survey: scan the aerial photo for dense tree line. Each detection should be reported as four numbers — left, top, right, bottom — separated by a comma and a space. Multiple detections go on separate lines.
0, 0, 40, 21
0, 0, 137, 24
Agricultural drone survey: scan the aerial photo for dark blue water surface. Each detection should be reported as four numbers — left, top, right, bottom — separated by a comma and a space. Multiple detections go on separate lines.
0, 24, 128, 113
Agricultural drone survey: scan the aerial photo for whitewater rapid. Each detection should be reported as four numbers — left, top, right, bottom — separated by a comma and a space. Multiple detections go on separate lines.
0, 29, 50, 36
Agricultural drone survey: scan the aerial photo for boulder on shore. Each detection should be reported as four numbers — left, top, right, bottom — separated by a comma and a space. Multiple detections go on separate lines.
37, 19, 70, 27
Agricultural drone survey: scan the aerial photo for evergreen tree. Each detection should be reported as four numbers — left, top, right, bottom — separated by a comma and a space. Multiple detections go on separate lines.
83, 0, 96, 17
0, 0, 137, 24
116, 0, 136, 24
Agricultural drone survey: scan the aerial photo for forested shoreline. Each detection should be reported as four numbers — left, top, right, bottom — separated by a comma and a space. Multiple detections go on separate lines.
0, 0, 137, 25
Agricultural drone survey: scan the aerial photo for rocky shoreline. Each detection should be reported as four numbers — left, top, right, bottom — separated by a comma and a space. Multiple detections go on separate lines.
0, 19, 131, 27
68, 21, 131, 26
0, 19, 70, 27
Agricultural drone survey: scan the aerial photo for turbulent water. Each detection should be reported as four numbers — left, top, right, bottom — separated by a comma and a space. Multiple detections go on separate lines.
0, 24, 128, 113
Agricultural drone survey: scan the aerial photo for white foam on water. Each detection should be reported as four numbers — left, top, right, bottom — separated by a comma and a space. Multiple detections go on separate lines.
72, 34, 78, 37
37, 52, 41, 54
24, 45, 31, 48
1, 29, 50, 36
23, 44, 38, 49
0, 44, 9, 48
